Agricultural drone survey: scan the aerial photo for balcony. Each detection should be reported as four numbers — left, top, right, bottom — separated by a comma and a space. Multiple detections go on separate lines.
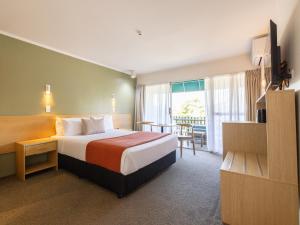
172, 116, 207, 150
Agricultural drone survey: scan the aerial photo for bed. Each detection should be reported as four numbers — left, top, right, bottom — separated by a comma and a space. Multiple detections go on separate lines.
55, 129, 178, 197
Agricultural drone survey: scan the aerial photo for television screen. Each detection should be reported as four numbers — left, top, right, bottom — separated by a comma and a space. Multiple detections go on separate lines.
269, 20, 281, 87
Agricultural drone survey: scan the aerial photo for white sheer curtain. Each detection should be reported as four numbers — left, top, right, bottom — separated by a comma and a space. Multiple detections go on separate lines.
205, 72, 245, 154
134, 85, 145, 131
144, 83, 171, 132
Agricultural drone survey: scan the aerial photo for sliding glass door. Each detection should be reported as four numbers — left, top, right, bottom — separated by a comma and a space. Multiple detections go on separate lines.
171, 80, 207, 150
142, 74, 246, 154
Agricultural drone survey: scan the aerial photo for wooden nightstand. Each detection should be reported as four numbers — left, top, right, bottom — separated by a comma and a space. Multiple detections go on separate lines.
15, 138, 58, 181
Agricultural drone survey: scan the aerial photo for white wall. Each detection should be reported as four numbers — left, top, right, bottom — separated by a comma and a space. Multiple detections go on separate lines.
280, 0, 300, 182
137, 54, 256, 85
273, 0, 299, 44
137, 0, 299, 86
281, 1, 300, 90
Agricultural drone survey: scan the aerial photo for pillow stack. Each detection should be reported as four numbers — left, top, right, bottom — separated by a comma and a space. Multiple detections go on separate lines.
56, 115, 114, 136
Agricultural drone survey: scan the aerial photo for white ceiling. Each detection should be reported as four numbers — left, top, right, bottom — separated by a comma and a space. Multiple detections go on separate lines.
0, 0, 298, 74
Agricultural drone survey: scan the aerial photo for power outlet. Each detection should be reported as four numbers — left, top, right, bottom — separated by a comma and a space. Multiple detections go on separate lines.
291, 69, 295, 77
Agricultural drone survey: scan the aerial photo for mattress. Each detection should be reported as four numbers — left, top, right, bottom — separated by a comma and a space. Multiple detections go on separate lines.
53, 130, 178, 175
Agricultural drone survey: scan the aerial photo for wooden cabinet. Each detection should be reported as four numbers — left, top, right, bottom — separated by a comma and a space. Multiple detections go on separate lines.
15, 138, 58, 181
221, 90, 299, 225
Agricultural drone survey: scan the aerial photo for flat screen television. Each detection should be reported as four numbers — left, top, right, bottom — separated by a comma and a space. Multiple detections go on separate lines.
269, 20, 282, 87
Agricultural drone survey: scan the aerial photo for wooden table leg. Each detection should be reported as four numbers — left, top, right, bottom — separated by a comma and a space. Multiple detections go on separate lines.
192, 140, 196, 155
180, 140, 183, 158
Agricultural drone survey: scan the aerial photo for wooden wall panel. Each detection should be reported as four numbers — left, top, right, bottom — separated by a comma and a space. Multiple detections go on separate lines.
222, 122, 267, 159
0, 115, 55, 154
266, 90, 298, 185
0, 113, 132, 154
221, 171, 299, 225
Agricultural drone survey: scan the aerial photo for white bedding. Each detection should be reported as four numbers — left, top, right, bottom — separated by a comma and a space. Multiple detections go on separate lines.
53, 130, 178, 175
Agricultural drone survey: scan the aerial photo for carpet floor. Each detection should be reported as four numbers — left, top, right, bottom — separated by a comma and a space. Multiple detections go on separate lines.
0, 150, 222, 225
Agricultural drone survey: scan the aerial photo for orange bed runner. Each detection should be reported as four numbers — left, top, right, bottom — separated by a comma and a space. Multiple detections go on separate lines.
86, 132, 169, 173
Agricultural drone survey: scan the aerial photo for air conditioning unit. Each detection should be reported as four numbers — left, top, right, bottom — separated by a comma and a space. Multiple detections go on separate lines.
252, 36, 270, 66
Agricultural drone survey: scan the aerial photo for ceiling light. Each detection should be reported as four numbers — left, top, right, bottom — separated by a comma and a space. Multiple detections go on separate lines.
129, 70, 137, 79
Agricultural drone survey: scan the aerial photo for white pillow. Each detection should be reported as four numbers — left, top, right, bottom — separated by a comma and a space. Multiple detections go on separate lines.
56, 118, 82, 136
63, 118, 82, 136
91, 117, 105, 133
82, 117, 105, 135
92, 115, 114, 131
103, 115, 114, 130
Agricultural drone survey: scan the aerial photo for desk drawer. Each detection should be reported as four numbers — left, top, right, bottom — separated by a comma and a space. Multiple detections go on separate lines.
25, 142, 57, 156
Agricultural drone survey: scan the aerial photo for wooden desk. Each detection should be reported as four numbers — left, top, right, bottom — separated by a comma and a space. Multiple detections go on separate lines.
136, 121, 153, 131
220, 90, 299, 225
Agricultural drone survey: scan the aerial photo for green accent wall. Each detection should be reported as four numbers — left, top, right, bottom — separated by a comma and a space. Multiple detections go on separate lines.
0, 34, 135, 115
0, 34, 136, 178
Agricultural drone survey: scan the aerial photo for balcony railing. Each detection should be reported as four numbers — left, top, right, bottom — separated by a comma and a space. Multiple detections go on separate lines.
172, 116, 206, 126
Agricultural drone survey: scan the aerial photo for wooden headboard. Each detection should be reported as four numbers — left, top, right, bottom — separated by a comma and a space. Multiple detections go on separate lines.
0, 113, 132, 154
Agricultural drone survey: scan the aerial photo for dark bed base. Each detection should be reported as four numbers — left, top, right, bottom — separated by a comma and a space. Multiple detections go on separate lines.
58, 150, 176, 198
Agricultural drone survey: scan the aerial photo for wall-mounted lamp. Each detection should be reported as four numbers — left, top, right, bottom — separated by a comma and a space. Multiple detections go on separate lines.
44, 84, 52, 113
112, 93, 116, 113
45, 84, 51, 95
